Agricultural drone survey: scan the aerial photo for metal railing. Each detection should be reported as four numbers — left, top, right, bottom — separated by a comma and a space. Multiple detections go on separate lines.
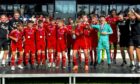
0, 73, 140, 84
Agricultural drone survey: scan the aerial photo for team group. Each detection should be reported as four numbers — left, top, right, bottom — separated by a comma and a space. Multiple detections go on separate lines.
0, 8, 140, 72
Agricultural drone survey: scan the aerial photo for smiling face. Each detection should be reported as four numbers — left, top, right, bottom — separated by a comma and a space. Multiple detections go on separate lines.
99, 16, 106, 24
58, 21, 64, 28
111, 10, 117, 17
51, 20, 56, 25
82, 15, 88, 22
14, 12, 20, 20
39, 22, 43, 27
76, 19, 82, 26
17, 24, 23, 31
68, 18, 73, 24
92, 16, 98, 23
118, 15, 124, 21
27, 22, 33, 28
0, 15, 7, 23
128, 12, 136, 20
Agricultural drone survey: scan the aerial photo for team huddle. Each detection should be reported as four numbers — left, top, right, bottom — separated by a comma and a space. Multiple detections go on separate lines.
0, 8, 140, 72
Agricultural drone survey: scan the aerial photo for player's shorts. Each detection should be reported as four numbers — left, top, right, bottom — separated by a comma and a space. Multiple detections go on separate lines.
57, 39, 66, 52
24, 44, 36, 54
36, 42, 46, 51
0, 38, 9, 50
89, 37, 98, 49
47, 38, 56, 50
109, 34, 118, 44
129, 35, 140, 48
73, 38, 81, 50
119, 36, 129, 47
73, 37, 89, 50
11, 43, 23, 51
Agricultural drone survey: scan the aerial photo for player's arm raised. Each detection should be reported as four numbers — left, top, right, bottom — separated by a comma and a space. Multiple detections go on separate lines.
131, 9, 140, 20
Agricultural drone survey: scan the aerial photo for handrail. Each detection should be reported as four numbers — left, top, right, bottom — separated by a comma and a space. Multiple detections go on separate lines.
0, 73, 139, 78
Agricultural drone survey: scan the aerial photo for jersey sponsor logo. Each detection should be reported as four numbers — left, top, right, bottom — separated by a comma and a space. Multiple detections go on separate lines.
0, 23, 8, 30
118, 21, 126, 26
130, 20, 136, 25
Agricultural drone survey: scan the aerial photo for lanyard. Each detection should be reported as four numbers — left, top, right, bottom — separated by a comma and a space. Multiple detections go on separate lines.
28, 28, 33, 35
15, 30, 19, 38
49, 25, 54, 33
100, 24, 105, 32
58, 28, 65, 36
38, 27, 43, 35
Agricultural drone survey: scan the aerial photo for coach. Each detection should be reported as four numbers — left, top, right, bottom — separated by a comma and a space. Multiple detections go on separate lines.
128, 9, 140, 73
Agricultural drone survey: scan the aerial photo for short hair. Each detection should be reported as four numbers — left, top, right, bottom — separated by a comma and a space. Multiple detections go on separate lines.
0, 14, 7, 18
134, 8, 140, 14
27, 20, 34, 24
17, 23, 23, 27
82, 15, 87, 16
92, 14, 98, 18
14, 11, 20, 15
99, 15, 106, 18
59, 20, 64, 23
38, 20, 43, 24
82, 15, 88, 18
119, 13, 125, 16
111, 9, 117, 13
128, 11, 134, 16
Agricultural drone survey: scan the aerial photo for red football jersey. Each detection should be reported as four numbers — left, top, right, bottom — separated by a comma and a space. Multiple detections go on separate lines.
9, 29, 23, 44
46, 24, 57, 38
43, 21, 49, 29
23, 27, 36, 44
106, 16, 119, 43
57, 27, 68, 40
90, 22, 98, 40
66, 24, 73, 36
36, 27, 46, 42
67, 25, 72, 31
82, 24, 90, 37
75, 24, 84, 37
106, 16, 118, 34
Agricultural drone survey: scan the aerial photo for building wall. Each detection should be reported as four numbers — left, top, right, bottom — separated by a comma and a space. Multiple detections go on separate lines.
0, 4, 139, 17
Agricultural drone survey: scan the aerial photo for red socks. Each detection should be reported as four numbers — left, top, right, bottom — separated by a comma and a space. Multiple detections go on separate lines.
73, 56, 78, 66
11, 56, 15, 66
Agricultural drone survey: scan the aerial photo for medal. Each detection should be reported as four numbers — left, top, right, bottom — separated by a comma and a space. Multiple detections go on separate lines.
28, 36, 30, 38
72, 34, 76, 39
38, 27, 43, 37
100, 24, 105, 32
28, 28, 33, 39
40, 36, 42, 38
59, 37, 62, 40
48, 33, 51, 36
